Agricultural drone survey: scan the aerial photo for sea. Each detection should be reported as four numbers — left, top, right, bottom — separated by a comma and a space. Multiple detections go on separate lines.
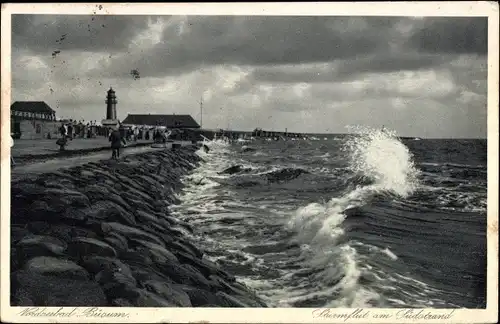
170, 127, 487, 308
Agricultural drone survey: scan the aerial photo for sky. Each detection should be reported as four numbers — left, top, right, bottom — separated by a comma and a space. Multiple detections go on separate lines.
11, 15, 488, 138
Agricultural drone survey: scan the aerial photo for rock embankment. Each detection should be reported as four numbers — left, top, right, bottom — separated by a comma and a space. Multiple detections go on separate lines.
10, 146, 267, 307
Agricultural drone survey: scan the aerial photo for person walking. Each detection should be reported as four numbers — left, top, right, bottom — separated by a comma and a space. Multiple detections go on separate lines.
134, 126, 139, 142
59, 123, 67, 138
67, 123, 73, 140
109, 126, 127, 160
10, 133, 15, 167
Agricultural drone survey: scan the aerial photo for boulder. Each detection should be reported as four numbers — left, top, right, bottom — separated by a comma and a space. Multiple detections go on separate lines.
103, 233, 129, 253
11, 226, 32, 244
12, 288, 34, 306
23, 256, 90, 280
12, 270, 106, 306
62, 208, 90, 225
11, 183, 47, 199
16, 235, 66, 263
83, 185, 131, 210
143, 280, 192, 307
101, 222, 164, 247
67, 237, 117, 258
158, 262, 212, 290
94, 264, 139, 303
106, 192, 134, 211
100, 281, 140, 303
31, 223, 74, 242
174, 251, 217, 278
203, 258, 236, 282
112, 298, 134, 307
177, 221, 194, 233
130, 265, 173, 285
164, 215, 180, 226
27, 221, 51, 234
209, 275, 247, 294
69, 226, 99, 239
134, 174, 162, 188
215, 291, 250, 307
134, 210, 160, 224
143, 222, 171, 238
80, 256, 133, 278
27, 200, 87, 224
134, 289, 177, 307
96, 267, 137, 288
82, 185, 109, 200
92, 169, 120, 182
98, 182, 122, 197
83, 201, 136, 226
178, 286, 229, 307
170, 238, 203, 259
125, 196, 155, 212
80, 169, 95, 178
119, 250, 154, 268
41, 188, 91, 208
131, 239, 179, 264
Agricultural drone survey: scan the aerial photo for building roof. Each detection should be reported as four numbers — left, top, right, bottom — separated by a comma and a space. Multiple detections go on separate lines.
122, 114, 201, 128
11, 101, 55, 114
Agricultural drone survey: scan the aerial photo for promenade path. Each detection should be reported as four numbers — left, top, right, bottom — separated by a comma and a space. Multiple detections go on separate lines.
9, 139, 197, 182
11, 137, 152, 157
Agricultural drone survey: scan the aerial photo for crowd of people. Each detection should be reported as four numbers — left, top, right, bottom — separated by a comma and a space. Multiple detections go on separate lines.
56, 121, 109, 140
55, 121, 182, 158
9, 121, 199, 163
56, 121, 175, 142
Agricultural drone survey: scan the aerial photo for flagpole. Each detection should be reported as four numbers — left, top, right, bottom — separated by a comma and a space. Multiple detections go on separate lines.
200, 96, 203, 129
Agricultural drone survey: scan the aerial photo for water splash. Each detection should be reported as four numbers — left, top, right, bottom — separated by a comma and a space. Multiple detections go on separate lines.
343, 125, 420, 197
285, 126, 422, 307
289, 126, 421, 243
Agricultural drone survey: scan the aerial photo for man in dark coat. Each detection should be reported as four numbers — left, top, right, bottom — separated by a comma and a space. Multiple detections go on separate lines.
109, 127, 127, 159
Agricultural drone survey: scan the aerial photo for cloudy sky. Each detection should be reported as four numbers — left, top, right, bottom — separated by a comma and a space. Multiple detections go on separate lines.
11, 14, 487, 138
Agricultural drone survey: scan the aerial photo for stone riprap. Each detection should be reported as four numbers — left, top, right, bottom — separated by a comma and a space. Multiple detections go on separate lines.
10, 146, 267, 307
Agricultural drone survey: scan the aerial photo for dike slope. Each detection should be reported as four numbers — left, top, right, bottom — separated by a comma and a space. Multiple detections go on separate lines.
10, 145, 267, 307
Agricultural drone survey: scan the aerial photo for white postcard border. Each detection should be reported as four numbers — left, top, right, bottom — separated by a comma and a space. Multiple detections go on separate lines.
1, 2, 498, 323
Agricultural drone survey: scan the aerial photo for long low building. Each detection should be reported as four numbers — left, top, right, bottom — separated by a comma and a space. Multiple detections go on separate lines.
122, 114, 200, 129
10, 101, 59, 139
121, 114, 201, 141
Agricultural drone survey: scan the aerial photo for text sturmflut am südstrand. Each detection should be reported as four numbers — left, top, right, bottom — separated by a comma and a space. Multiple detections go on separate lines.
312, 308, 456, 321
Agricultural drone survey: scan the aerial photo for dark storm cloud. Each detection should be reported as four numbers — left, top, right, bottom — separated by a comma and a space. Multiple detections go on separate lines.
157, 16, 401, 65
408, 17, 487, 54
9, 11, 488, 138
12, 14, 158, 54
94, 16, 408, 78
249, 52, 449, 84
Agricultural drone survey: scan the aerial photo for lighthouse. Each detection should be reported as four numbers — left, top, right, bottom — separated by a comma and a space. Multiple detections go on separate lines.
102, 87, 119, 127
106, 87, 117, 120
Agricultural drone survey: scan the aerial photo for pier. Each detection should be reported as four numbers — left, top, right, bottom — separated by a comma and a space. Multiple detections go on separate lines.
197, 128, 309, 141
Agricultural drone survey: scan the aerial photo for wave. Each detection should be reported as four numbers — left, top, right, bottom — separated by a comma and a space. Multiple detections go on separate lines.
212, 165, 311, 187
175, 127, 486, 309
284, 127, 424, 307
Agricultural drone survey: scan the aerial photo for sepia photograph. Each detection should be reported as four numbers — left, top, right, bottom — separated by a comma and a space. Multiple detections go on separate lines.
1, 2, 498, 323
